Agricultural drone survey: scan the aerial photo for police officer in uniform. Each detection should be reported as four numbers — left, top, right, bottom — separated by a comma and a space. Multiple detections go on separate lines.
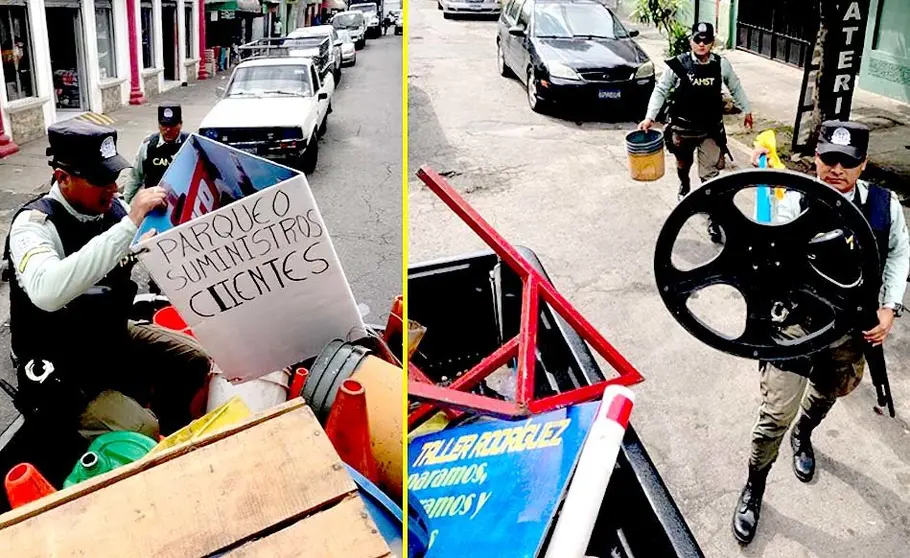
639, 22, 752, 242
3, 119, 211, 445
122, 103, 189, 204
732, 121, 910, 544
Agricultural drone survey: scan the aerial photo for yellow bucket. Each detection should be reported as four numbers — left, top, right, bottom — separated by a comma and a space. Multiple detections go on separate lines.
625, 129, 666, 181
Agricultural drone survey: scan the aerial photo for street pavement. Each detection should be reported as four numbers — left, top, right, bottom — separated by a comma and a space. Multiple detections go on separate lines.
0, 34, 402, 433
407, 3, 910, 557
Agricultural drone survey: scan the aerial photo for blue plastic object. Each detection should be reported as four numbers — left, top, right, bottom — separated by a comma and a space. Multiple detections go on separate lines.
407, 490, 431, 557
756, 154, 772, 223
345, 464, 429, 557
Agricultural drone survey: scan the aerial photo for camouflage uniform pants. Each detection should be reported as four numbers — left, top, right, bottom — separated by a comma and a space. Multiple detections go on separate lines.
750, 329, 865, 470
666, 129, 726, 183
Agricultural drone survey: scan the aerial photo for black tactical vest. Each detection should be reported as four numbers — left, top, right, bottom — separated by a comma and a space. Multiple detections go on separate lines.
4, 195, 137, 371
141, 132, 188, 188
665, 53, 724, 134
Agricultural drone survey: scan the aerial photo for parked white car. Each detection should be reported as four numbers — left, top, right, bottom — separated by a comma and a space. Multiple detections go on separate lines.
349, 2, 382, 38
287, 26, 344, 84
199, 57, 336, 174
439, 0, 501, 17
331, 11, 367, 49
337, 31, 357, 66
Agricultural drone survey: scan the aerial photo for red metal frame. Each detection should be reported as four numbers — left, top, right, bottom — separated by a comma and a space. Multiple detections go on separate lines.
408, 166, 645, 429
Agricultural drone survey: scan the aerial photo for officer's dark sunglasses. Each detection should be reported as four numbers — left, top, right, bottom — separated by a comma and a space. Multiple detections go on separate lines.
692, 35, 713, 45
818, 151, 864, 169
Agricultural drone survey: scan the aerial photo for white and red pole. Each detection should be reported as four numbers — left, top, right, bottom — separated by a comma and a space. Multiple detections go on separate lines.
544, 385, 635, 558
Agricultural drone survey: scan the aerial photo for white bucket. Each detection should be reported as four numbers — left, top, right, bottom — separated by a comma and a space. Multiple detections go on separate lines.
206, 368, 291, 413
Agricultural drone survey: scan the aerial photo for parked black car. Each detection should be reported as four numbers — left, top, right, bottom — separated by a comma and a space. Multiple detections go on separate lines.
496, 0, 655, 116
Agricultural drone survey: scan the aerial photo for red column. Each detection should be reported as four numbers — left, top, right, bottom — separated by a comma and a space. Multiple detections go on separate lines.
127, 0, 147, 104
198, 0, 209, 79
0, 112, 20, 158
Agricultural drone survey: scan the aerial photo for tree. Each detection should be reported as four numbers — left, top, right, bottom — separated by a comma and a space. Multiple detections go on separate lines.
801, 1, 838, 155
630, 0, 690, 57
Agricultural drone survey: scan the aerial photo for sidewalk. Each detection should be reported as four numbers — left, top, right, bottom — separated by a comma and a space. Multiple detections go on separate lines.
627, 21, 910, 200
0, 74, 227, 238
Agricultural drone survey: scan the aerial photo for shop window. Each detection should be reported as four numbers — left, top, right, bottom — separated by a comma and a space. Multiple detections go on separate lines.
0, 5, 35, 101
141, 4, 154, 68
185, 7, 193, 58
95, 4, 116, 80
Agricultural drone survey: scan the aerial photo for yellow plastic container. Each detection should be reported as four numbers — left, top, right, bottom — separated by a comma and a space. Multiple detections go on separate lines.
149, 396, 252, 455
351, 355, 404, 500
625, 129, 666, 182
627, 150, 666, 181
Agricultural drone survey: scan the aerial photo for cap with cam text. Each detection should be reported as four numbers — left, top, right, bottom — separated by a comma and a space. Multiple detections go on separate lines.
817, 120, 869, 162
692, 22, 715, 43
158, 103, 182, 126
46, 119, 131, 184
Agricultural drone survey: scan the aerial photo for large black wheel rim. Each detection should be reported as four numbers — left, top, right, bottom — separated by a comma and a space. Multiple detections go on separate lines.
654, 169, 881, 361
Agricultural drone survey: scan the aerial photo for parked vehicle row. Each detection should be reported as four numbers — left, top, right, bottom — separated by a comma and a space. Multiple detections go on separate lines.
197, 18, 395, 175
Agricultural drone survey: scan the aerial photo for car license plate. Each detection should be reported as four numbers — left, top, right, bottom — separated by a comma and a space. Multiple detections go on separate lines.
239, 147, 257, 154
599, 89, 621, 100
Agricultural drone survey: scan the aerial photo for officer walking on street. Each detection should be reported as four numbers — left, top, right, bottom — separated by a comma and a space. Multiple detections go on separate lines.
639, 22, 752, 243
122, 103, 189, 204
731, 120, 910, 545
3, 119, 211, 446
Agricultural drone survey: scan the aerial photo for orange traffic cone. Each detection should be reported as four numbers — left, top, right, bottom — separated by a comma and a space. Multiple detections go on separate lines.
325, 379, 380, 484
383, 296, 403, 345
5, 463, 56, 509
289, 367, 309, 399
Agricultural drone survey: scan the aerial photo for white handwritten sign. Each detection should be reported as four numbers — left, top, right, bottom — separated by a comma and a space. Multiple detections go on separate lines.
136, 174, 364, 382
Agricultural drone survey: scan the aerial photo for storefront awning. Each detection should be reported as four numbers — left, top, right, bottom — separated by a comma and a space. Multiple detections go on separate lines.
206, 0, 262, 13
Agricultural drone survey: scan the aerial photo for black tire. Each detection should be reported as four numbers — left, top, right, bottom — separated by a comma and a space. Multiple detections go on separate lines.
299, 134, 319, 174
527, 67, 545, 114
497, 41, 512, 78
334, 66, 341, 85
356, 39, 366, 49
318, 112, 328, 137
437, 1, 442, 8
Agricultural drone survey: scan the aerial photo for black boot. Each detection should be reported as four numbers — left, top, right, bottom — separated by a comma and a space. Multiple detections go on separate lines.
790, 414, 817, 483
677, 168, 691, 201
732, 465, 770, 545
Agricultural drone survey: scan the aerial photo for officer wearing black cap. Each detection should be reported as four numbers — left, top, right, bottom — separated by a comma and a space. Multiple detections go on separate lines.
2, 119, 210, 445
122, 103, 189, 204
732, 120, 910, 545
640, 22, 753, 242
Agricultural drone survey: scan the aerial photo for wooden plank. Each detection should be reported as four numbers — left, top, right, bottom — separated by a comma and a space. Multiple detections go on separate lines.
0, 404, 356, 558
0, 398, 308, 529
225, 495, 392, 558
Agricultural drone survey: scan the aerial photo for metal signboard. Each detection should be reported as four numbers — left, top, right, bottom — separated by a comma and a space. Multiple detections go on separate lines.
408, 402, 599, 557
792, 0, 870, 153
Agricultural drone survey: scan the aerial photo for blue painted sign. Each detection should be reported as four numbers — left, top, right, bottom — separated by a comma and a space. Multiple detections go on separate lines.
408, 402, 599, 557
134, 134, 298, 242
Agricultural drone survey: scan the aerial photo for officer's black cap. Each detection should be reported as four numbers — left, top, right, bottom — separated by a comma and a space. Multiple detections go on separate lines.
46, 119, 131, 184
817, 120, 869, 163
158, 103, 182, 126
692, 22, 715, 43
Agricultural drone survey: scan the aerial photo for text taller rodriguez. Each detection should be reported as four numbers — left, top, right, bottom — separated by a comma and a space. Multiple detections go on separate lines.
152, 187, 331, 318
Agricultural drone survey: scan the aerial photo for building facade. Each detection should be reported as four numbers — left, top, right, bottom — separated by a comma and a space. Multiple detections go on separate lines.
685, 0, 909, 105
0, 0, 202, 149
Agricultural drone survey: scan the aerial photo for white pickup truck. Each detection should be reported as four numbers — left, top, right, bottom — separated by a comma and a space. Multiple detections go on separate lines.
198, 56, 335, 174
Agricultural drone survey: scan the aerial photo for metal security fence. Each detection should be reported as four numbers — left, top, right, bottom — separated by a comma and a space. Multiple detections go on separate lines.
735, 0, 819, 68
